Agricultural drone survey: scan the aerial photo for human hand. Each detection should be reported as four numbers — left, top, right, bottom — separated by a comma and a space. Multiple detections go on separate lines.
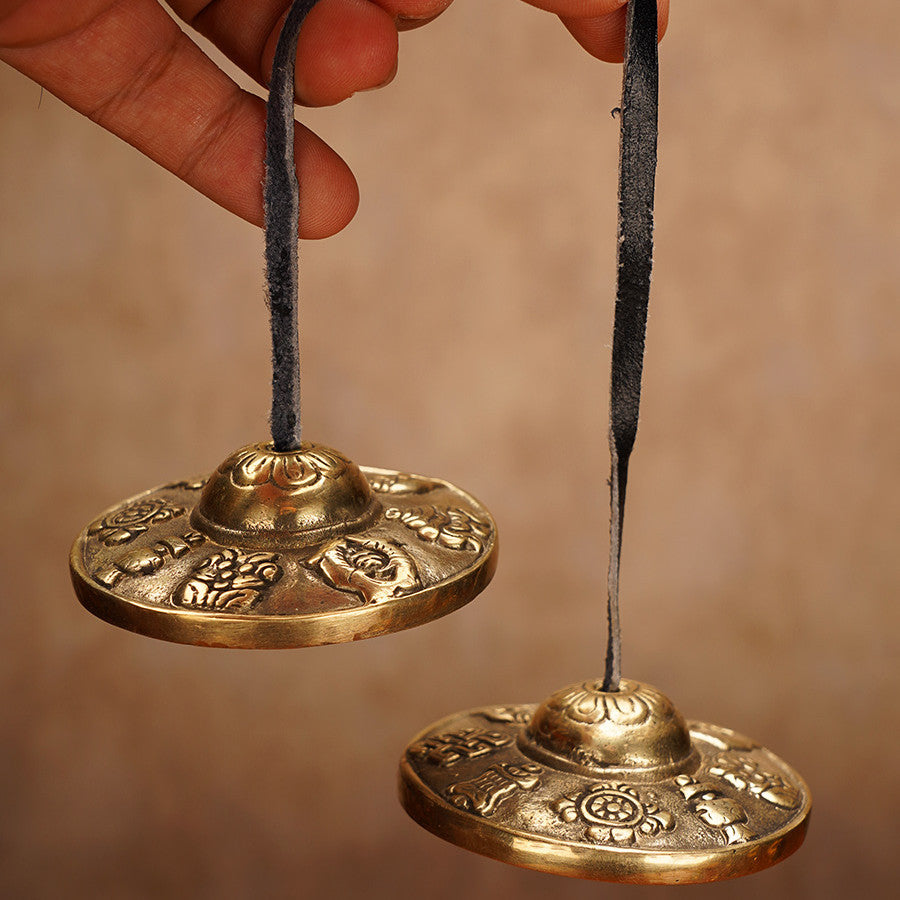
0, 0, 452, 237
0, 1, 668, 239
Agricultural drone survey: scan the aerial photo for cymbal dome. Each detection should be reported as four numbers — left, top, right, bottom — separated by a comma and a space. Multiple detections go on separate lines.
521, 679, 698, 779
192, 441, 380, 549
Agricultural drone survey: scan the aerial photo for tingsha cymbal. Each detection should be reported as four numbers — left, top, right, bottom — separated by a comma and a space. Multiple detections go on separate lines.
71, 441, 497, 648
399, 678, 810, 884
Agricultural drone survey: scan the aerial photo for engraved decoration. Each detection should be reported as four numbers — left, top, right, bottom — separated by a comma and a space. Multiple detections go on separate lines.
309, 537, 421, 604
675, 775, 753, 845
227, 445, 347, 490
172, 549, 282, 611
447, 763, 542, 816
476, 707, 532, 725
708, 754, 800, 809
384, 505, 492, 552
544, 679, 664, 726
94, 531, 206, 587
367, 473, 441, 495
88, 498, 185, 546
163, 479, 207, 492
554, 783, 675, 845
524, 678, 694, 774
691, 722, 758, 753
409, 729, 512, 767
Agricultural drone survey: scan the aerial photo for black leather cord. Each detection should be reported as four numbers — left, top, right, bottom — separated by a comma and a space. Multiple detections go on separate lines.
265, 0, 320, 451
264, 1, 658, 682
604, 0, 659, 691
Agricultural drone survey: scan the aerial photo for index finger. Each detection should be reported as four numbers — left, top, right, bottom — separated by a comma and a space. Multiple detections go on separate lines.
371, 0, 452, 28
1, 0, 357, 237
521, 0, 628, 16
527, 0, 668, 64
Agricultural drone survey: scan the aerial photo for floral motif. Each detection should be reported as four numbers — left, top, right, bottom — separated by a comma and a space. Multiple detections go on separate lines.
89, 498, 185, 546
447, 763, 542, 816
708, 755, 800, 809
554, 783, 675, 845
309, 537, 420, 604
367, 473, 441, 495
546, 680, 667, 728
228, 445, 347, 491
675, 775, 753, 845
384, 505, 491, 553
172, 549, 281, 611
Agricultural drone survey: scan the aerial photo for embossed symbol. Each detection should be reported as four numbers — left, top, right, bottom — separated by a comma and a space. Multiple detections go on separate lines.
384, 505, 491, 553
476, 707, 532, 726
227, 445, 348, 490
309, 537, 420, 604
708, 755, 800, 809
690, 722, 758, 753
89, 498, 185, 546
163, 478, 207, 492
447, 763, 542, 816
676, 775, 753, 845
367, 473, 441, 495
554, 783, 675, 845
172, 550, 281, 611
409, 729, 512, 767
94, 531, 206, 588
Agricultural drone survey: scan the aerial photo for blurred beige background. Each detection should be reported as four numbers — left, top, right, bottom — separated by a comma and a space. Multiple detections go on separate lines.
1, 1, 897, 897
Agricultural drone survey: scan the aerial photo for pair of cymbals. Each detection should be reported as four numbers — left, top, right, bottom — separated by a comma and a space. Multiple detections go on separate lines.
70, 439, 809, 884
68, 0, 809, 883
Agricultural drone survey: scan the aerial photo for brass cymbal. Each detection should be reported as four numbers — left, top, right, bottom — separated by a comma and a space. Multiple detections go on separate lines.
71, 441, 497, 648
399, 679, 810, 884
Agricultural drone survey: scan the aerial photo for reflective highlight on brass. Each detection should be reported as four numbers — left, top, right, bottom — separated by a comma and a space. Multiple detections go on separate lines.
399, 680, 810, 884
71, 442, 497, 648
522, 679, 698, 781
193, 442, 380, 549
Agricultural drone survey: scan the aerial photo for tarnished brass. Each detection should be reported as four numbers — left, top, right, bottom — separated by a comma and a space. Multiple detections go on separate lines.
399, 679, 810, 884
71, 441, 497, 648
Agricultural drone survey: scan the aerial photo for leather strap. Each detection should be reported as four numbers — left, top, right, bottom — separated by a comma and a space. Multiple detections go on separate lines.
604, 0, 659, 690
265, 0, 319, 451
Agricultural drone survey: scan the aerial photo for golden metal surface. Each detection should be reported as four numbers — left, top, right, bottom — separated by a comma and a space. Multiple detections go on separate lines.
71, 442, 497, 648
399, 679, 810, 884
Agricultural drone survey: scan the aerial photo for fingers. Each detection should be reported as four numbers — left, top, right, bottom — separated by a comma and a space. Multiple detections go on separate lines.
180, 0, 668, 100
180, 0, 397, 107
176, 0, 452, 107
259, 0, 398, 108
520, 1, 627, 14
0, 0, 358, 237
522, 0, 669, 63
372, 0, 452, 30
0, 0, 670, 240
562, 0, 668, 62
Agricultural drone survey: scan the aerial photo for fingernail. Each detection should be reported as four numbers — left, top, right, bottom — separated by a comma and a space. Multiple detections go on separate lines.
396, 13, 442, 30
361, 59, 399, 92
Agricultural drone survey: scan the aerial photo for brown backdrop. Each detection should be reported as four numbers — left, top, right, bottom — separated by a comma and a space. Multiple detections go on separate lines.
1, 1, 897, 897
